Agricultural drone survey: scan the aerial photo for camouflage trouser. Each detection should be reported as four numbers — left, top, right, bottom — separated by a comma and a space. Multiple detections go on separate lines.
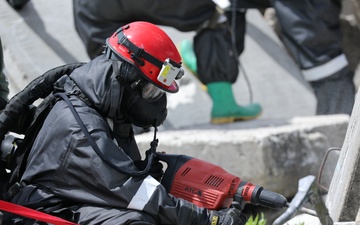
0, 36, 9, 105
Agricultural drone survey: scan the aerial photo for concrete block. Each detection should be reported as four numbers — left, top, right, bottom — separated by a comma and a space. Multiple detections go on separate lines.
327, 88, 360, 222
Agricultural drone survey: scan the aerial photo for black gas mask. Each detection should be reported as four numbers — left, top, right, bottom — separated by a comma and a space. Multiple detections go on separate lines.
124, 93, 167, 128
116, 61, 168, 128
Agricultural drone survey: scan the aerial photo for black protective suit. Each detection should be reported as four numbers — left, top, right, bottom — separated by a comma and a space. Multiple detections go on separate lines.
2, 55, 233, 224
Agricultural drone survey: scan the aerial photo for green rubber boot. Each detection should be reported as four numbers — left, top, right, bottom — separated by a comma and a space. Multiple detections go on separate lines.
207, 82, 262, 124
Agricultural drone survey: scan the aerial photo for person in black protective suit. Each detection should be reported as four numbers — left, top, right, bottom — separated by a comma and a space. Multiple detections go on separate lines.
270, 0, 356, 115
72, 0, 271, 124
2, 22, 247, 225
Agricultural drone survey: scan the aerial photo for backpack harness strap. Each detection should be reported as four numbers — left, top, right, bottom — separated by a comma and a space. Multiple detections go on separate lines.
54, 92, 155, 177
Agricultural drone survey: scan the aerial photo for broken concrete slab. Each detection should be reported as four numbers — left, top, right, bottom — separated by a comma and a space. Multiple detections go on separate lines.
327, 87, 360, 222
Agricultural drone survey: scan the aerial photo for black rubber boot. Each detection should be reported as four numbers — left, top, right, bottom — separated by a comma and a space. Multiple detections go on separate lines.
310, 67, 355, 115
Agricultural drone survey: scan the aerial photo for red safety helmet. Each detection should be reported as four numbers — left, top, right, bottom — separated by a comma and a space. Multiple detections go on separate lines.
106, 21, 184, 93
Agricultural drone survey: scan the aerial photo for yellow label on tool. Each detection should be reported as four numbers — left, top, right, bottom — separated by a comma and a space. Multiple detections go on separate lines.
211, 215, 219, 225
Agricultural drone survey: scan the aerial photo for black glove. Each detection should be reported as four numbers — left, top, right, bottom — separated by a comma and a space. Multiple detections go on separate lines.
134, 158, 164, 181
209, 207, 248, 225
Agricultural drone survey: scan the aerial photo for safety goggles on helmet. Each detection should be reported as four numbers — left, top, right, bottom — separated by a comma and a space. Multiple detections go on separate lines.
131, 79, 165, 102
142, 82, 165, 101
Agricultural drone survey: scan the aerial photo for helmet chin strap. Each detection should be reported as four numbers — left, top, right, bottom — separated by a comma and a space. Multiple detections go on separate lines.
137, 130, 162, 176
146, 127, 159, 155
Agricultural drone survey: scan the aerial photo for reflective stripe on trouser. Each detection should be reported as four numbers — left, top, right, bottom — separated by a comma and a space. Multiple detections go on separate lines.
302, 54, 349, 82
271, 0, 344, 82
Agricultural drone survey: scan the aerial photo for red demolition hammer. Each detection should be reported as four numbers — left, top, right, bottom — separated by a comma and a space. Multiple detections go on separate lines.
156, 153, 289, 211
